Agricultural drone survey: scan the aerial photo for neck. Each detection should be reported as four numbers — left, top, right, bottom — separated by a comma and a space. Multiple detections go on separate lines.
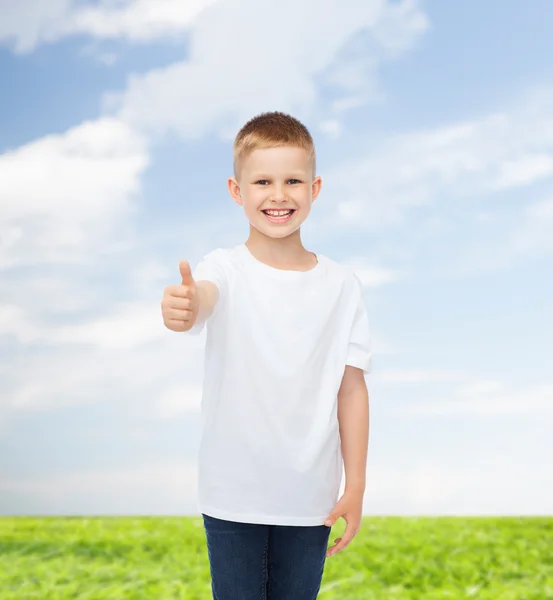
245, 228, 314, 268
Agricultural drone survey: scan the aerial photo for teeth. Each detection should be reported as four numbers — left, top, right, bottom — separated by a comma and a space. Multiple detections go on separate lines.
265, 210, 292, 216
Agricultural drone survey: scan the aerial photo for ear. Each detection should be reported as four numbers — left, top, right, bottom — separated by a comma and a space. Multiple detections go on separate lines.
311, 176, 322, 203
228, 176, 243, 206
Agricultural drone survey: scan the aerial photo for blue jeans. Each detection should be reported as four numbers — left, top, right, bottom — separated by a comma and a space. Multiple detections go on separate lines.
202, 513, 332, 599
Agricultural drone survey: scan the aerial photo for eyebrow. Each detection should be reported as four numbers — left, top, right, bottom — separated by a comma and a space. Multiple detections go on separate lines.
250, 173, 306, 179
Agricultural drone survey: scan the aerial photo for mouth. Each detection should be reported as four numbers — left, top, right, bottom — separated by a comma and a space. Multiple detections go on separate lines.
261, 209, 296, 224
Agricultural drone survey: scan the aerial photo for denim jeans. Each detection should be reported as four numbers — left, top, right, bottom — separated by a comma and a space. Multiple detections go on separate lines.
202, 513, 332, 600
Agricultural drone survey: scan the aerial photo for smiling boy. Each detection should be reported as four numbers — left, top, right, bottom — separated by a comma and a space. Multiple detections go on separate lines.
161, 111, 371, 599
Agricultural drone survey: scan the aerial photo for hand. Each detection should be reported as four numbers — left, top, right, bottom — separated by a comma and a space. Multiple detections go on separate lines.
324, 490, 364, 558
161, 260, 199, 332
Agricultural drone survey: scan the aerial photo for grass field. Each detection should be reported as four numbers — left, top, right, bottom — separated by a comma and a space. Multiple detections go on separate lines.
0, 516, 551, 599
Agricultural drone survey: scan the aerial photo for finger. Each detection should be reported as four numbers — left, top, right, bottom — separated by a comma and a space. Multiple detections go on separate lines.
167, 297, 192, 310
167, 285, 191, 298
327, 521, 356, 556
166, 307, 194, 322
180, 260, 194, 286
166, 319, 190, 331
327, 537, 350, 557
166, 308, 193, 321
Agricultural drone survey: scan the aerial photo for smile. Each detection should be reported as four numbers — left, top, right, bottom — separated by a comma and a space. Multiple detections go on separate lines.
262, 209, 296, 224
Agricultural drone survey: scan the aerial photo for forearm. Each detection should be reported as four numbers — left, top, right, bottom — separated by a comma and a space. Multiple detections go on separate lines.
338, 380, 369, 494
194, 281, 218, 326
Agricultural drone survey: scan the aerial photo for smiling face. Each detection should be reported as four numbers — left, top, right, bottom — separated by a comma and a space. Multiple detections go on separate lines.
228, 145, 322, 240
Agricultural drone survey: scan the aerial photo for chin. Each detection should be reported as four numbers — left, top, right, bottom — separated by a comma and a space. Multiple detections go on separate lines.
251, 223, 299, 239
267, 230, 297, 239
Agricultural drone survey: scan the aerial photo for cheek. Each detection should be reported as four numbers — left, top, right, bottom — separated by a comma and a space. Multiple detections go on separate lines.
242, 200, 261, 218
299, 193, 313, 209
242, 193, 263, 211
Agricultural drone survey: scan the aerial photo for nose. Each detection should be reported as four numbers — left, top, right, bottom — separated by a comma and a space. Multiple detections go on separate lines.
269, 183, 287, 202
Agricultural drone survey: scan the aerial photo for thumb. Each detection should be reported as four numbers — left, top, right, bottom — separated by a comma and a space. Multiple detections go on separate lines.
325, 499, 344, 526
179, 259, 194, 286
325, 514, 338, 527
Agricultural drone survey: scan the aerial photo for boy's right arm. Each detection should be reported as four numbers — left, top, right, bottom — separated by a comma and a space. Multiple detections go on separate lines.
161, 259, 219, 332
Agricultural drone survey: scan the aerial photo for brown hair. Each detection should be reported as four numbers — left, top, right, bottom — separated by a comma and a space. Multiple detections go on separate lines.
233, 111, 316, 180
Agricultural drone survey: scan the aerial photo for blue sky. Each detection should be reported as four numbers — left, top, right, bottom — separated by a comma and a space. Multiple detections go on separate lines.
1, 0, 552, 516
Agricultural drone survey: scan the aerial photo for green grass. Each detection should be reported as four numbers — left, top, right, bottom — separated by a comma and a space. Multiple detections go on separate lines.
1, 516, 552, 599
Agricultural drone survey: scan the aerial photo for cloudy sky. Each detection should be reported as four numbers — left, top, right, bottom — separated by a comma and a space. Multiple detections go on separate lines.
1, 0, 552, 516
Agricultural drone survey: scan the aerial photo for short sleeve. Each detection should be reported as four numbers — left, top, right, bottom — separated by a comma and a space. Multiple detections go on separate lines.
187, 249, 228, 336
346, 275, 372, 374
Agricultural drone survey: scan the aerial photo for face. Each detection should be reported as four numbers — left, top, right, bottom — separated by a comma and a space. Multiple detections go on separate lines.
228, 146, 322, 240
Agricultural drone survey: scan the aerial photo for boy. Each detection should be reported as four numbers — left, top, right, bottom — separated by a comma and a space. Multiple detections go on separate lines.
161, 111, 371, 599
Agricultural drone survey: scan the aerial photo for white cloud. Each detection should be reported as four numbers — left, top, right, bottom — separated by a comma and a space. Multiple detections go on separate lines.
155, 384, 203, 418
0, 109, 214, 431
0, 117, 148, 269
509, 196, 553, 257
386, 465, 472, 513
376, 369, 465, 384
527, 196, 553, 220
0, 275, 104, 317
106, 0, 427, 138
79, 42, 119, 66
127, 257, 174, 296
368, 333, 396, 356
493, 154, 553, 189
346, 262, 399, 287
0, 0, 217, 53
0, 255, 198, 428
53, 301, 169, 349
0, 300, 171, 348
0, 0, 70, 53
399, 380, 553, 416
364, 462, 553, 515
0, 326, 205, 433
319, 119, 343, 138
0, 462, 199, 515
355, 266, 397, 287
3, 456, 551, 515
452, 194, 553, 274
67, 0, 218, 42
316, 88, 553, 233
0, 304, 28, 341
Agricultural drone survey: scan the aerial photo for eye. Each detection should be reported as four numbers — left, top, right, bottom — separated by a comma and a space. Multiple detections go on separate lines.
254, 179, 302, 185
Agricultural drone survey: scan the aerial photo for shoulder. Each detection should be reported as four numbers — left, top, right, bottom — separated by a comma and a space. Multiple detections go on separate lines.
197, 246, 237, 266
194, 246, 246, 284
318, 253, 363, 292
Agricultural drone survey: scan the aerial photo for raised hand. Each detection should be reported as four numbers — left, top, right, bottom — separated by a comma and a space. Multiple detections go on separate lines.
161, 260, 200, 332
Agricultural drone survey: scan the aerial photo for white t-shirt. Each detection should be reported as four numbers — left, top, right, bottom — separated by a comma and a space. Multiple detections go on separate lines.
189, 243, 372, 526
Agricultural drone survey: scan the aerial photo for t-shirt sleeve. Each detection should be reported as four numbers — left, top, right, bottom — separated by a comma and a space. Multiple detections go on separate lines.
187, 249, 228, 336
345, 275, 372, 374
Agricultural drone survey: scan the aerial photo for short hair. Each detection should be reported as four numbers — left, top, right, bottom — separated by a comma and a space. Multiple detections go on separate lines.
233, 111, 316, 180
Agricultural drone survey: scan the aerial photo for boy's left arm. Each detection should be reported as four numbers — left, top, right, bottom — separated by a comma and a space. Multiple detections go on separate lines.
325, 365, 369, 557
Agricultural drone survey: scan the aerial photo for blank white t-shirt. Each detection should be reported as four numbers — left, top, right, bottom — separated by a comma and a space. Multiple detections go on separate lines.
189, 243, 372, 526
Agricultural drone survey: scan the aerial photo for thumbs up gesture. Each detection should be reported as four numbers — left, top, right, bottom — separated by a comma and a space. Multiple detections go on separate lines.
161, 260, 200, 332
